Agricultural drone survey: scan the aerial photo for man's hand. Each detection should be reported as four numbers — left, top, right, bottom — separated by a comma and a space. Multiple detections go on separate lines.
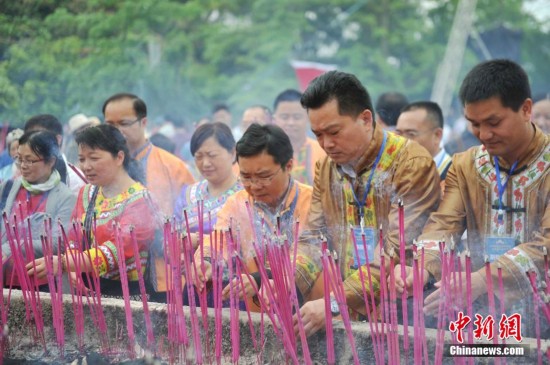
193, 260, 212, 291
293, 298, 326, 338
424, 271, 486, 315
26, 256, 59, 279
222, 274, 257, 300
392, 264, 429, 296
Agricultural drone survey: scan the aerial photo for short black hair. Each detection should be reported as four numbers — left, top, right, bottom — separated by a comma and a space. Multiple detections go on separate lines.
273, 89, 302, 111
375, 92, 409, 127
401, 101, 444, 129
190, 122, 235, 156
212, 103, 230, 114
102, 93, 147, 119
236, 123, 293, 168
459, 59, 531, 112
18, 130, 67, 183
150, 133, 176, 154
76, 124, 144, 184
301, 71, 375, 121
245, 105, 272, 122
24, 114, 63, 137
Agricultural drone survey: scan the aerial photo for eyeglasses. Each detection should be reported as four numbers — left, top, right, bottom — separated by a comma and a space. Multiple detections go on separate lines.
240, 167, 282, 186
107, 118, 142, 128
14, 158, 44, 167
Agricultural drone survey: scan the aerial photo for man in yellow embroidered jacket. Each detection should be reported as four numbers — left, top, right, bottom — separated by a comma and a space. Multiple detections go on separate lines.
395, 60, 550, 334
193, 123, 312, 312
103, 93, 195, 294
293, 71, 440, 336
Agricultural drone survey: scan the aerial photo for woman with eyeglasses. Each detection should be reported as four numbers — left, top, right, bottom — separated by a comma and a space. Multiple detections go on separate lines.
1, 130, 76, 287
174, 122, 243, 234
27, 125, 160, 297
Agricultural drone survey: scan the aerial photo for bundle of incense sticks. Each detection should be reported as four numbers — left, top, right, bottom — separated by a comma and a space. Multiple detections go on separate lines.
249, 236, 299, 364
40, 231, 64, 355
129, 227, 155, 350
73, 219, 110, 352
59, 221, 85, 351
225, 229, 241, 365
112, 222, 136, 359
322, 240, 336, 365
179, 230, 203, 364
320, 246, 360, 365
5, 213, 46, 349
211, 229, 225, 365
162, 220, 188, 362
349, 227, 382, 365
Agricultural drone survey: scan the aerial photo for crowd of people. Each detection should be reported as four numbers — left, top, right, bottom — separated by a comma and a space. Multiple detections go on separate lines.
1, 58, 549, 338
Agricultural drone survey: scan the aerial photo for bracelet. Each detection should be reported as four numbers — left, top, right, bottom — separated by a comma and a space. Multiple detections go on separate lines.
61, 254, 68, 273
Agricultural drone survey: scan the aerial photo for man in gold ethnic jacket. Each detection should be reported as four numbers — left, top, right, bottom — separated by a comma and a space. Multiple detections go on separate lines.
293, 70, 441, 336
396, 60, 550, 335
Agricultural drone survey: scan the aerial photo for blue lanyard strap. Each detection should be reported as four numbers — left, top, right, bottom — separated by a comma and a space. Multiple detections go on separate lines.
350, 131, 387, 218
26, 190, 50, 216
494, 157, 518, 222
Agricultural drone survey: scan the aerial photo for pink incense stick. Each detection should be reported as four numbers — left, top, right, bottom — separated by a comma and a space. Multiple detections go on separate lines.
527, 271, 543, 365
388, 250, 400, 365
496, 264, 507, 365
397, 200, 409, 360
484, 258, 498, 346
321, 242, 336, 365
434, 242, 447, 365
411, 252, 421, 365
379, 249, 390, 363
55, 236, 65, 356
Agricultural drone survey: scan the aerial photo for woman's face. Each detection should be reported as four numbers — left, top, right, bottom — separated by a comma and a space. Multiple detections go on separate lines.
17, 143, 54, 184
78, 144, 124, 187
194, 136, 235, 185
9, 141, 19, 158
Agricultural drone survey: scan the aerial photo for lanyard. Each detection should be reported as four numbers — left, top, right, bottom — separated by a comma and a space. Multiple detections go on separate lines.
350, 131, 387, 220
494, 156, 518, 225
25, 190, 50, 216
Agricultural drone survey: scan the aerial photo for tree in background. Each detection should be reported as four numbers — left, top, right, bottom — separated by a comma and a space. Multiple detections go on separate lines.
0, 0, 548, 127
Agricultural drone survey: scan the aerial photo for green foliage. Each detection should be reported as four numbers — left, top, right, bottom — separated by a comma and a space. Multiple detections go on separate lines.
0, 0, 548, 127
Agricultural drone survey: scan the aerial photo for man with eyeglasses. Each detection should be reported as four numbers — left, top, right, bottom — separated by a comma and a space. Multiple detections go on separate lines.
102, 93, 194, 217
193, 123, 313, 311
273, 89, 325, 185
396, 101, 452, 179
292, 71, 440, 337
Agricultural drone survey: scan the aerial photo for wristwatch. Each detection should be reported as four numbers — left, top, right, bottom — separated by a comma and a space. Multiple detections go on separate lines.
330, 296, 340, 316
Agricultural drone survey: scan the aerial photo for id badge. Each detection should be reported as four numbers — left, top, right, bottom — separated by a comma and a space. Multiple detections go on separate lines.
352, 226, 376, 267
485, 236, 516, 262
